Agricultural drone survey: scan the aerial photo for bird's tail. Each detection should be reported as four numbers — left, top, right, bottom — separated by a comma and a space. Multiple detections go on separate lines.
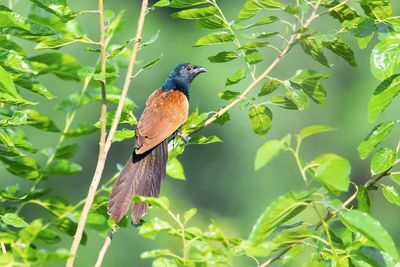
108, 139, 168, 224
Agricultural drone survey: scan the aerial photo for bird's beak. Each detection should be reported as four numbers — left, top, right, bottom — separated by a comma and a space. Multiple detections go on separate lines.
195, 66, 207, 74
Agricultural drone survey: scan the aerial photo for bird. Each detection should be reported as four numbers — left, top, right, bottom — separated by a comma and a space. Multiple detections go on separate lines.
108, 63, 206, 224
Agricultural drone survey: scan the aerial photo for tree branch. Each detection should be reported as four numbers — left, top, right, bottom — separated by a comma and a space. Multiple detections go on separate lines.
94, 230, 113, 267
66, 1, 148, 266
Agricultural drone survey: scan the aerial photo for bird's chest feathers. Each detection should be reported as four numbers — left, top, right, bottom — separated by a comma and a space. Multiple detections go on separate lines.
154, 90, 189, 119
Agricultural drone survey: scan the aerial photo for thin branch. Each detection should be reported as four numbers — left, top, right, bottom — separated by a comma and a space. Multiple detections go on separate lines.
66, 1, 149, 266
65, 0, 108, 265
94, 230, 113, 267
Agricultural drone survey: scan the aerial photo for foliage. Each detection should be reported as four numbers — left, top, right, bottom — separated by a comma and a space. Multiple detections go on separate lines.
0, 0, 400, 266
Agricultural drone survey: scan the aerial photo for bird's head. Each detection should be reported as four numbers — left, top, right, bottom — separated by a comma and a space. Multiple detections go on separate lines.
162, 63, 206, 96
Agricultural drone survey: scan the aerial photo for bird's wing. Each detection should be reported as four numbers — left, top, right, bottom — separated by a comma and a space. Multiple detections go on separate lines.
135, 89, 189, 154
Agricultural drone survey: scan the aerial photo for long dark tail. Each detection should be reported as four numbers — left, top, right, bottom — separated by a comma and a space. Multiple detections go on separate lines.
108, 140, 168, 224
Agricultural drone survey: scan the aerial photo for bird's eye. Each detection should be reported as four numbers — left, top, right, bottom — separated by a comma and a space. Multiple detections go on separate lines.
186, 66, 192, 71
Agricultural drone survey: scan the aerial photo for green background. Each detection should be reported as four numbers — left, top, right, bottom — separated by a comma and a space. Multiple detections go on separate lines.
3, 0, 400, 266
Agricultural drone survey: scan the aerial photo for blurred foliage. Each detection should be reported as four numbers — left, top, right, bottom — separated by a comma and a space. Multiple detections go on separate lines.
0, 0, 400, 266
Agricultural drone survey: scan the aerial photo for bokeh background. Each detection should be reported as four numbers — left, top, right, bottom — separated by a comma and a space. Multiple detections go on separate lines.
3, 0, 400, 266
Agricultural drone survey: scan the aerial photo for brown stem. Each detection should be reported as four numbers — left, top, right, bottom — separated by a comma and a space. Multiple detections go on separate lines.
65, 0, 107, 265
94, 230, 113, 267
66, 1, 149, 266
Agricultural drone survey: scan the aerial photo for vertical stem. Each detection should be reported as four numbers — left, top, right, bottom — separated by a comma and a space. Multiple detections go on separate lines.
94, 230, 113, 267
65, 0, 107, 266
66, 1, 149, 266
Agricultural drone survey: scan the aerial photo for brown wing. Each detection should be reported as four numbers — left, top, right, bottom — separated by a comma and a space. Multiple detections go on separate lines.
135, 89, 188, 154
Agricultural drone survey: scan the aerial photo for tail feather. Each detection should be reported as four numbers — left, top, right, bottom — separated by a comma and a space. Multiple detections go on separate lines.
108, 139, 168, 224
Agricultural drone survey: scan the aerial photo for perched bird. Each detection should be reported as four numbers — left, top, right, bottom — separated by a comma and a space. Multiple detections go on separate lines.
108, 63, 206, 224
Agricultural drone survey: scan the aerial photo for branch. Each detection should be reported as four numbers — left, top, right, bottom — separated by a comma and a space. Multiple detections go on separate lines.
66, 1, 149, 266
94, 230, 113, 267
185, 0, 320, 136
260, 161, 400, 266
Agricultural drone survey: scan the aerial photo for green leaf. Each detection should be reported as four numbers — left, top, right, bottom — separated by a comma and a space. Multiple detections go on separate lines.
356, 185, 370, 212
19, 219, 42, 245
29, 53, 81, 81
284, 82, 309, 110
368, 74, 400, 123
340, 210, 399, 262
298, 125, 335, 141
1, 213, 28, 228
323, 38, 357, 67
29, 0, 77, 21
171, 6, 217, 19
247, 32, 279, 39
268, 96, 298, 110
0, 66, 30, 105
141, 249, 173, 259
180, 108, 208, 135
343, 17, 375, 49
326, 1, 358, 23
139, 217, 171, 239
382, 185, 400, 206
248, 105, 272, 136
258, 80, 281, 96
141, 30, 160, 47
225, 69, 246, 86
371, 147, 396, 175
0, 6, 54, 37
238, 0, 284, 20
248, 191, 312, 244
208, 51, 238, 63
290, 69, 329, 104
196, 15, 227, 29
300, 39, 329, 67
239, 41, 270, 50
240, 16, 279, 29
15, 74, 55, 99
183, 208, 197, 223
166, 158, 185, 180
370, 34, 400, 80
0, 49, 36, 74
188, 135, 222, 145
358, 0, 392, 20
255, 137, 288, 170
24, 109, 60, 132
284, 4, 301, 14
132, 196, 169, 211
44, 159, 82, 176
35, 33, 92, 50
142, 54, 163, 70
194, 32, 234, 46
0, 155, 41, 180
112, 128, 135, 142
53, 218, 87, 245
312, 154, 351, 194
55, 143, 79, 159
168, 0, 209, 8
0, 129, 21, 156
219, 90, 240, 100
65, 122, 97, 138
357, 121, 396, 159
152, 258, 179, 267
214, 112, 230, 126
245, 49, 262, 64
37, 229, 61, 244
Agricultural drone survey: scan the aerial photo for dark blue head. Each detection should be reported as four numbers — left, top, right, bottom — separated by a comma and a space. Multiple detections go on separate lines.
162, 63, 206, 97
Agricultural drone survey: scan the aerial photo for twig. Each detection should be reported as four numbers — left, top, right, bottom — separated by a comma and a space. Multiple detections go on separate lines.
65, 0, 108, 265
66, 1, 149, 266
94, 230, 113, 267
